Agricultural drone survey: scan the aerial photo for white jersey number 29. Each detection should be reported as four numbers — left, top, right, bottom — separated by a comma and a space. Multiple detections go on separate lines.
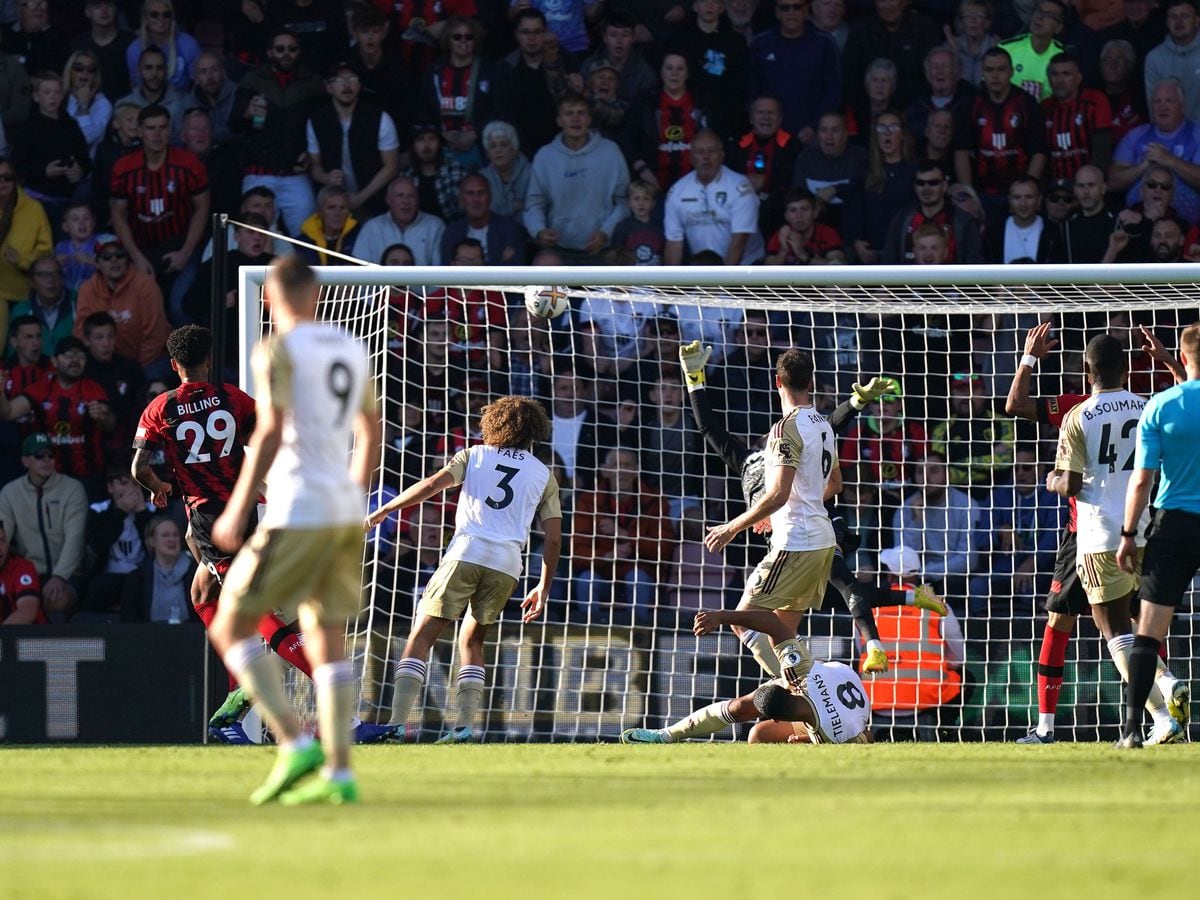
175, 410, 236, 464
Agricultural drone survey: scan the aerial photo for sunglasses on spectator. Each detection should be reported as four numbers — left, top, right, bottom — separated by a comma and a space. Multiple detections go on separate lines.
875, 122, 902, 134
451, 32, 475, 41
272, 44, 299, 53
146, 9, 172, 18
72, 63, 98, 73
30, 451, 55, 460
1144, 180, 1172, 190
0, 173, 15, 183
914, 177, 944, 187
98, 251, 127, 261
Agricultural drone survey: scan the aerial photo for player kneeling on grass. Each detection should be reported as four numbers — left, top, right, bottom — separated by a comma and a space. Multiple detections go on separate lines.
622, 640, 873, 744
366, 396, 562, 743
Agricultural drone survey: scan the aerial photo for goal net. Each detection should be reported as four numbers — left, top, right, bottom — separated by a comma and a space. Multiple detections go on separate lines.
238, 262, 1200, 743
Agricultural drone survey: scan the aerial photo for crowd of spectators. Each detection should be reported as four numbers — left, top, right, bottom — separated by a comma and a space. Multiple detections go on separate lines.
0, 0, 1194, 644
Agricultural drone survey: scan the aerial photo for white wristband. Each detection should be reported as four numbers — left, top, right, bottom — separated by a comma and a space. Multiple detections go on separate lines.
1020, 354, 1039, 370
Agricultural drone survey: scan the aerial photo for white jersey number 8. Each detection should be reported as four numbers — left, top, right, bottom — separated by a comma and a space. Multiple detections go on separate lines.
176, 410, 237, 464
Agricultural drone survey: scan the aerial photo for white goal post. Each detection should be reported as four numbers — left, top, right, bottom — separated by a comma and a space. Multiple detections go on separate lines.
238, 262, 1200, 743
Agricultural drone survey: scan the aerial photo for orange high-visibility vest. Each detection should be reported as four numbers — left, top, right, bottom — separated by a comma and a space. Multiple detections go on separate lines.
861, 583, 962, 712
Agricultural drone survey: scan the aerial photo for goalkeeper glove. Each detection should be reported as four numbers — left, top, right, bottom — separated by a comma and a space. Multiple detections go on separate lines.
678, 341, 713, 392
849, 376, 901, 410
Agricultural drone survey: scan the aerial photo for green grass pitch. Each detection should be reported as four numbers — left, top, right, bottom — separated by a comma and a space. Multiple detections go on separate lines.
5, 743, 1200, 899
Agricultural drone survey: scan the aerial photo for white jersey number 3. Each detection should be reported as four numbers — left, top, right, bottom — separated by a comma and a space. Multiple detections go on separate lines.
176, 410, 236, 464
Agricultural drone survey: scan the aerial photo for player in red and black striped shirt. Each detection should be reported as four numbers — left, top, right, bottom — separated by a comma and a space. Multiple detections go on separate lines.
1041, 53, 1113, 183
131, 325, 313, 738
0, 336, 114, 500
109, 105, 210, 277
954, 47, 1047, 200
1005, 321, 1184, 743
0, 521, 44, 624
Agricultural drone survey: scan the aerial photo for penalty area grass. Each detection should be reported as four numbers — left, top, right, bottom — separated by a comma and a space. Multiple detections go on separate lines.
4, 743, 1199, 899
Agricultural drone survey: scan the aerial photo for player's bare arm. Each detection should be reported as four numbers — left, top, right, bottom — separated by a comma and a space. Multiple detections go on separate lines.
2, 593, 41, 625
1139, 324, 1186, 385
823, 461, 842, 501
130, 448, 172, 508
1005, 321, 1058, 420
522, 514, 561, 623
351, 406, 382, 492
1045, 468, 1082, 498
213, 400, 284, 554
1117, 467, 1155, 573
364, 467, 457, 531
704, 463, 796, 552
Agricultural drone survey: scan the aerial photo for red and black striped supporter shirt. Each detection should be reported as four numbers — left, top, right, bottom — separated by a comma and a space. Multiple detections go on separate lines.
956, 90, 1046, 194
109, 147, 208, 249
20, 377, 110, 480
765, 223, 844, 263
1038, 392, 1087, 532
134, 381, 257, 512
654, 93, 700, 187
1042, 89, 1113, 183
5, 360, 53, 429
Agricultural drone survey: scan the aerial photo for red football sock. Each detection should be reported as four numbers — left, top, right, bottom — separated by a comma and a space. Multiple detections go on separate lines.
194, 600, 237, 691
1037, 625, 1071, 715
1158, 642, 1168, 662
258, 612, 313, 678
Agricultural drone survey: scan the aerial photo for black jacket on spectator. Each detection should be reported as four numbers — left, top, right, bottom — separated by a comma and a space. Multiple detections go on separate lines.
86, 351, 147, 449
905, 80, 975, 140
91, 134, 140, 229
440, 212, 527, 266
881, 204, 986, 264
12, 111, 92, 200
495, 50, 564, 155
309, 98, 388, 216
1041, 209, 1118, 264
668, 16, 750, 139
229, 64, 324, 173
0, 50, 30, 129
3, 21, 68, 75
841, 10, 942, 111
272, 0, 348, 79
349, 51, 413, 142
120, 555, 200, 623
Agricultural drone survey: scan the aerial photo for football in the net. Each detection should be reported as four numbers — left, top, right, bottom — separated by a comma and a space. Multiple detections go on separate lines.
524, 285, 570, 319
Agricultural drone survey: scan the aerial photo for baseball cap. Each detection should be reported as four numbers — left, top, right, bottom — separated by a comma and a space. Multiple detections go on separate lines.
94, 233, 122, 253
21, 433, 54, 456
325, 60, 357, 80
879, 545, 921, 577
1048, 178, 1074, 199
410, 122, 441, 140
55, 336, 88, 356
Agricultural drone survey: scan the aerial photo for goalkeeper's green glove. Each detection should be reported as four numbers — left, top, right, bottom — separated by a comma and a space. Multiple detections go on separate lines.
678, 340, 713, 392
850, 376, 901, 410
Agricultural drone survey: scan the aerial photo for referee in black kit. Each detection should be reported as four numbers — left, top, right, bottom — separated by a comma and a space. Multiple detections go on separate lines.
1115, 323, 1200, 748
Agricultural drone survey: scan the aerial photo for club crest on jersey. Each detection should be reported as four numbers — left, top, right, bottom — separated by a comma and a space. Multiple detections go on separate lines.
167, 180, 176, 193
1010, 115, 1020, 128
715, 191, 727, 205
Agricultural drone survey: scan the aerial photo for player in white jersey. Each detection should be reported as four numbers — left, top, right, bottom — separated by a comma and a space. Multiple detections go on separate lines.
1048, 334, 1186, 745
365, 395, 562, 744
694, 349, 841, 684
208, 257, 380, 805
621, 641, 872, 744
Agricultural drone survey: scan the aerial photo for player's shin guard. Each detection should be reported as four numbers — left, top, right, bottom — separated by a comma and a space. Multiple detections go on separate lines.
665, 699, 736, 742
1037, 625, 1070, 732
774, 638, 813, 688
258, 613, 313, 678
454, 664, 486, 731
314, 661, 356, 773
224, 638, 301, 740
388, 657, 427, 727
739, 630, 782, 677
1124, 635, 1163, 738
